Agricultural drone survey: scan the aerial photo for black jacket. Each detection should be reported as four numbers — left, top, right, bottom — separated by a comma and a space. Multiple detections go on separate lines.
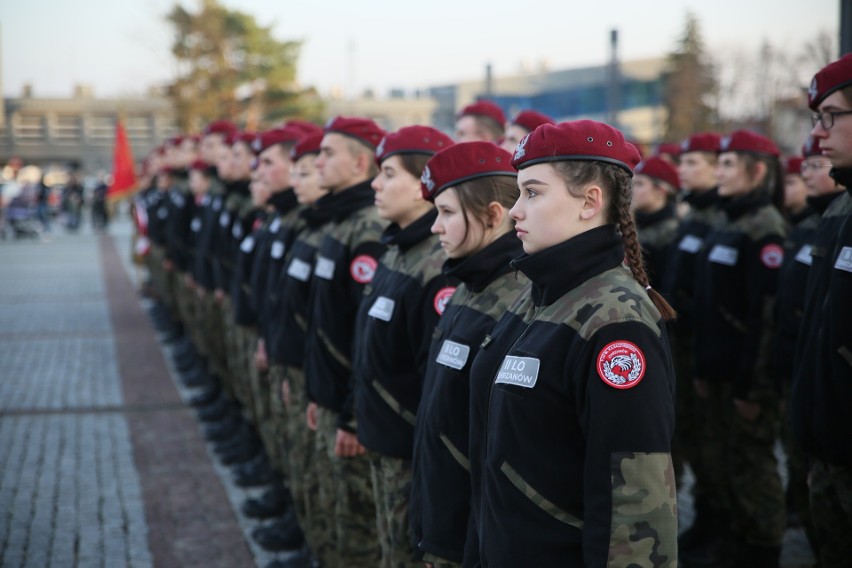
410, 232, 527, 565
468, 226, 677, 568
635, 203, 678, 290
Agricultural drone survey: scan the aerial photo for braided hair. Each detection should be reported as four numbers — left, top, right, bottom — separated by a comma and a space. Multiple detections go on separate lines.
551, 161, 677, 321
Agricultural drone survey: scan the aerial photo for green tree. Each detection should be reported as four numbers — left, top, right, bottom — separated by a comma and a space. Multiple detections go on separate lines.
166, 0, 323, 132
662, 13, 718, 141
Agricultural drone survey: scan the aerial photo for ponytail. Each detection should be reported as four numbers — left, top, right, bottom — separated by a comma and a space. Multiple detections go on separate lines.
552, 161, 677, 322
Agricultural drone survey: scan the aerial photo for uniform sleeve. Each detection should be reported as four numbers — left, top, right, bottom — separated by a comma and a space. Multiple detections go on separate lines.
407, 276, 455, 378
574, 321, 678, 568
735, 233, 784, 399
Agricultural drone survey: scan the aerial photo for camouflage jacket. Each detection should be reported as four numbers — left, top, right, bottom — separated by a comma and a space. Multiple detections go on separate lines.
692, 191, 787, 398
635, 203, 679, 290
353, 209, 457, 458
791, 175, 852, 467
303, 180, 388, 430
410, 231, 528, 565
469, 225, 677, 568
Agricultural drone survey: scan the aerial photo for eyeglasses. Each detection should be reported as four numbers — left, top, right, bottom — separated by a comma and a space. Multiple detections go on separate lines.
800, 160, 832, 171
811, 110, 852, 130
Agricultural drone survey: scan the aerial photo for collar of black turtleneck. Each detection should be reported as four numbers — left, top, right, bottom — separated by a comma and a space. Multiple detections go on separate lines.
635, 203, 676, 230
789, 206, 814, 226
829, 167, 852, 197
722, 190, 771, 222
380, 209, 437, 251
226, 179, 251, 197
807, 190, 846, 215
305, 179, 374, 225
510, 225, 624, 306
268, 188, 298, 216
443, 231, 525, 293
682, 187, 719, 209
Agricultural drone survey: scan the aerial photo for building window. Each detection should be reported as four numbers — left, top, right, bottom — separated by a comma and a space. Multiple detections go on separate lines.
88, 115, 115, 144
55, 115, 82, 143
14, 114, 46, 142
125, 115, 152, 143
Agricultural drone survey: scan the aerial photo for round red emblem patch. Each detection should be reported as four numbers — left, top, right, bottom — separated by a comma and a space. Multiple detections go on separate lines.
433, 286, 456, 315
596, 341, 647, 390
350, 255, 378, 283
760, 244, 784, 269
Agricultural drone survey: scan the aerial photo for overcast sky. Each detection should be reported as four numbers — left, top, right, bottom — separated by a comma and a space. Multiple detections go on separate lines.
1, 0, 840, 99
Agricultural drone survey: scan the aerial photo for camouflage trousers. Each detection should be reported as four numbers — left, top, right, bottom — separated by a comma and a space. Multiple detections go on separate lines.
280, 365, 326, 560
175, 272, 195, 334
420, 552, 460, 568
201, 293, 228, 383
809, 460, 852, 566
697, 381, 785, 545
314, 406, 380, 568
188, 285, 208, 359
368, 454, 419, 568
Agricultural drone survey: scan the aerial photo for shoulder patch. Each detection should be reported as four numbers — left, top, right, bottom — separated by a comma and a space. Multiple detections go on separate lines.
350, 254, 378, 283
760, 243, 784, 269
433, 286, 456, 315
596, 341, 646, 390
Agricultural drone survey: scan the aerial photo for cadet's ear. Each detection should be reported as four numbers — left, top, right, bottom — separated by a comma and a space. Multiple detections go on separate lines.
580, 184, 604, 220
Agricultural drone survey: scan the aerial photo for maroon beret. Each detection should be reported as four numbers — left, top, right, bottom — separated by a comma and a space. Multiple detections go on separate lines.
680, 132, 721, 154
375, 126, 454, 165
420, 142, 516, 202
785, 156, 804, 176
719, 130, 780, 158
511, 120, 642, 173
324, 116, 386, 150
227, 131, 257, 148
290, 132, 325, 162
203, 119, 239, 138
808, 53, 852, 111
654, 142, 682, 159
511, 110, 555, 133
189, 159, 215, 173
252, 127, 305, 154
802, 135, 824, 158
166, 135, 187, 147
283, 119, 323, 136
458, 100, 506, 127
634, 156, 680, 190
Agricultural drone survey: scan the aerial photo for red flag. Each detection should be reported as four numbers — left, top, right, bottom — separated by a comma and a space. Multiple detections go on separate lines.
107, 119, 138, 202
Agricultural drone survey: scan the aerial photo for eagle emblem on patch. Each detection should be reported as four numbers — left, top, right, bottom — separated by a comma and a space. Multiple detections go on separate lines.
350, 255, 378, 284
514, 134, 530, 161
720, 135, 731, 151
596, 341, 646, 390
433, 286, 456, 315
808, 77, 818, 104
421, 166, 435, 192
376, 138, 386, 158
760, 243, 784, 269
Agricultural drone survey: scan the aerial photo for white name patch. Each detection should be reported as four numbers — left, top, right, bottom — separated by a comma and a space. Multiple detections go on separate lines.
367, 296, 395, 322
219, 212, 230, 227
269, 218, 281, 233
436, 340, 471, 370
678, 234, 703, 254
287, 258, 312, 281
239, 236, 255, 253
271, 241, 285, 259
190, 218, 202, 232
314, 256, 335, 280
495, 356, 540, 389
232, 223, 243, 239
708, 244, 738, 266
834, 246, 852, 273
795, 244, 813, 266
157, 207, 168, 219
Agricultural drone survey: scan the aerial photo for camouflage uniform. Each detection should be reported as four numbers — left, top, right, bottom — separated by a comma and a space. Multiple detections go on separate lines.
410, 232, 527, 566
469, 226, 678, 567
692, 191, 787, 553
635, 202, 679, 290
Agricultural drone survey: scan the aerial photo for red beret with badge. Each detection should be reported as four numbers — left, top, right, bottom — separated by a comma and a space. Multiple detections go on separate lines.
785, 156, 804, 176
375, 126, 454, 165
511, 110, 555, 133
634, 156, 680, 190
324, 116, 386, 150
203, 119, 239, 138
680, 132, 721, 154
511, 120, 642, 173
283, 119, 322, 136
252, 127, 305, 154
189, 159, 214, 172
458, 100, 506, 128
802, 135, 824, 158
227, 131, 257, 149
719, 130, 780, 158
808, 53, 852, 111
290, 132, 325, 162
654, 142, 681, 159
420, 142, 516, 202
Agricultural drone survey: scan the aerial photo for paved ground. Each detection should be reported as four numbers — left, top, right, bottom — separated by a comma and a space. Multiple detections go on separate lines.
0, 213, 818, 567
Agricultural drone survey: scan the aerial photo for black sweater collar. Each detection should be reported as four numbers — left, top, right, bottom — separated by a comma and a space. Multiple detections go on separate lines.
807, 190, 846, 215
829, 167, 852, 196
721, 191, 772, 221
304, 179, 375, 226
682, 187, 720, 210
225, 179, 251, 197
635, 203, 676, 230
268, 188, 298, 216
381, 209, 438, 251
510, 225, 624, 307
443, 231, 525, 293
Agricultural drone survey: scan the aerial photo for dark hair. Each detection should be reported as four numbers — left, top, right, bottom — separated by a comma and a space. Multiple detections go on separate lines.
451, 175, 519, 247
738, 153, 784, 212
551, 160, 677, 321
397, 153, 432, 179
840, 85, 852, 106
